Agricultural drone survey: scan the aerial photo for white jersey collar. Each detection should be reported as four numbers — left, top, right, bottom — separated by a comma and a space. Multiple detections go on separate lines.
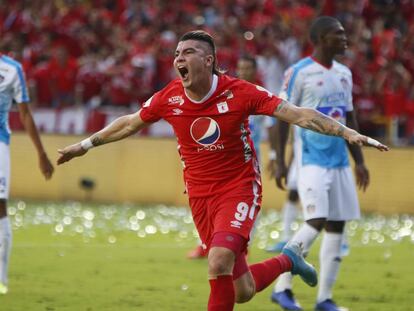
185, 74, 218, 104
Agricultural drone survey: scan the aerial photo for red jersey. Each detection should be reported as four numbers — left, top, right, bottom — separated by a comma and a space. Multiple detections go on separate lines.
139, 74, 281, 198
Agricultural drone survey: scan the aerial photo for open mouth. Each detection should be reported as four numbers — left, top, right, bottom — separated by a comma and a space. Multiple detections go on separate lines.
178, 66, 189, 80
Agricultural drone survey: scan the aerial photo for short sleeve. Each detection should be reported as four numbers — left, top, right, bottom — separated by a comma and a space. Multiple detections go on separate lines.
139, 92, 163, 123
278, 66, 302, 106
245, 83, 282, 116
346, 71, 354, 112
12, 65, 30, 104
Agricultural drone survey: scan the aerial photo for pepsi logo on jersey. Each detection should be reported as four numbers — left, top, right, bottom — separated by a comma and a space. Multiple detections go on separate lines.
190, 117, 224, 152
329, 107, 343, 119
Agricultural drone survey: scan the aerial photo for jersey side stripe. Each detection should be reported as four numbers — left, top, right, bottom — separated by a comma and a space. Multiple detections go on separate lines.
286, 57, 313, 100
1, 55, 29, 102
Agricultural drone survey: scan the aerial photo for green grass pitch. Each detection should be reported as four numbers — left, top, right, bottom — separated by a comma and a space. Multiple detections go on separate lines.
2, 201, 414, 311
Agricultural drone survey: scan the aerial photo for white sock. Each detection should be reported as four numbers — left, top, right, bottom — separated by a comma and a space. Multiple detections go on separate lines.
290, 222, 320, 255
317, 232, 343, 303
274, 272, 293, 292
0, 217, 12, 285
281, 201, 298, 241
274, 222, 319, 292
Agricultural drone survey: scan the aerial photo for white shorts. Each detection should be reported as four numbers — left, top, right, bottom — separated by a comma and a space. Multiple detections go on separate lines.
298, 165, 360, 221
286, 157, 298, 190
286, 138, 302, 191
0, 142, 10, 200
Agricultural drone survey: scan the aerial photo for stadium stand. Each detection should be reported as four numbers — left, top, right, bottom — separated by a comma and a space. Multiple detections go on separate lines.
1, 0, 413, 144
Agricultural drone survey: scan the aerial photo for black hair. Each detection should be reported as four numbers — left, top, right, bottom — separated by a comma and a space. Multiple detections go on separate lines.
309, 16, 341, 45
238, 54, 257, 69
179, 30, 223, 75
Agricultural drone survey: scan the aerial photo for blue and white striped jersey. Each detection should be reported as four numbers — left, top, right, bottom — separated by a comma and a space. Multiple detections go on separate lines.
0, 55, 30, 144
279, 57, 353, 168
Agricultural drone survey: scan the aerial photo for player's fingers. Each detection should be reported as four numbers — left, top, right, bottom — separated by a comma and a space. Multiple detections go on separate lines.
57, 155, 67, 165
362, 181, 368, 192
276, 177, 285, 190
366, 137, 389, 151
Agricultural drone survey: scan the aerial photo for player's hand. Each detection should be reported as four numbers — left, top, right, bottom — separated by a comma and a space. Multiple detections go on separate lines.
346, 132, 389, 151
355, 164, 369, 192
275, 162, 288, 190
39, 152, 54, 180
57, 143, 88, 165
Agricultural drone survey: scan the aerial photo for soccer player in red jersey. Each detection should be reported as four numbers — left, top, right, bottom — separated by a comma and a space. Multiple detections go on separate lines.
57, 31, 388, 310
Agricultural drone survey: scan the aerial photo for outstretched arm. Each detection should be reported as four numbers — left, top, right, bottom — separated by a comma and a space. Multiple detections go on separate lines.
273, 100, 389, 151
18, 103, 54, 179
57, 109, 150, 165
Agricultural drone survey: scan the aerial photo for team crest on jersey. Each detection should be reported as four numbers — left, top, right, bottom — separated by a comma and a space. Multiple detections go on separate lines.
190, 117, 220, 146
168, 95, 184, 105
0, 177, 6, 193
217, 101, 228, 113
340, 77, 349, 90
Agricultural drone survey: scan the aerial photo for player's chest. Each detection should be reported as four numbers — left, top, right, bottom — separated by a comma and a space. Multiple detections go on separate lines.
303, 71, 350, 107
0, 70, 14, 95
163, 95, 248, 141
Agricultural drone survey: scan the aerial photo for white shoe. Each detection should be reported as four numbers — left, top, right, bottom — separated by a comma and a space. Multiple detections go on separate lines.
0, 282, 8, 294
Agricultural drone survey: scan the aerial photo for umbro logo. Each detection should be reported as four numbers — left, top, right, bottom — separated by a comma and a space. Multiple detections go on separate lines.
172, 108, 183, 115
230, 220, 242, 228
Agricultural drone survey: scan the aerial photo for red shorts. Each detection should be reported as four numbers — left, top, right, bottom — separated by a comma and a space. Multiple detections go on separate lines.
189, 181, 262, 251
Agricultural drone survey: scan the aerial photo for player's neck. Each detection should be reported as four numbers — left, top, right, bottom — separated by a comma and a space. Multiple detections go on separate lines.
185, 74, 216, 103
311, 50, 334, 69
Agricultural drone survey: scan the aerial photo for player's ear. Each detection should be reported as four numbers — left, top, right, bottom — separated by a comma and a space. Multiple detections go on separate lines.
205, 54, 214, 67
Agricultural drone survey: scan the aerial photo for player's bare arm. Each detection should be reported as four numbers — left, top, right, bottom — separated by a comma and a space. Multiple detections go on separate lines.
346, 110, 370, 191
273, 100, 389, 151
18, 103, 54, 179
57, 110, 149, 165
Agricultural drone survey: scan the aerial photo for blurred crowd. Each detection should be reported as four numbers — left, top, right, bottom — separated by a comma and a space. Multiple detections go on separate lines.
1, 0, 414, 144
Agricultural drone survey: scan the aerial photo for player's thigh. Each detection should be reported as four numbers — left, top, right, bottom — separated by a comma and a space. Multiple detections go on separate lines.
0, 142, 10, 201
286, 158, 299, 191
328, 167, 360, 221
189, 197, 212, 250
212, 181, 262, 242
298, 165, 330, 220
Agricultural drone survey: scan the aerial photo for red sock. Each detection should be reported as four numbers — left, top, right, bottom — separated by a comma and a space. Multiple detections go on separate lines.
249, 254, 292, 292
208, 275, 235, 311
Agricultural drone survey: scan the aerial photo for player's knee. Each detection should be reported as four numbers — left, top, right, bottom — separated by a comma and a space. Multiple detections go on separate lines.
235, 290, 254, 303
0, 199, 7, 218
307, 218, 325, 231
325, 220, 345, 233
234, 278, 255, 303
208, 247, 235, 276
288, 190, 299, 202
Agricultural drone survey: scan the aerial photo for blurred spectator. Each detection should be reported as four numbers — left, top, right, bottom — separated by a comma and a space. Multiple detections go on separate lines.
0, 0, 413, 144
48, 46, 79, 108
354, 78, 385, 138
